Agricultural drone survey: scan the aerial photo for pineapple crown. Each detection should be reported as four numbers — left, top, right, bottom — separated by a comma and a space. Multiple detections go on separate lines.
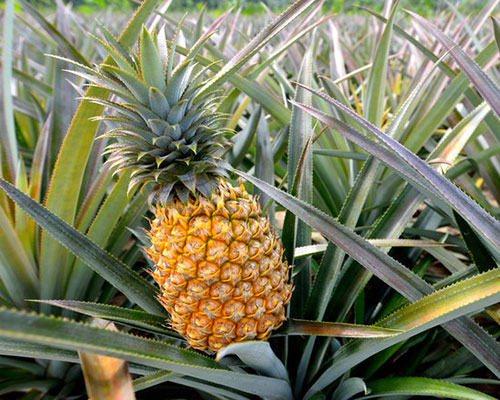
80, 23, 231, 204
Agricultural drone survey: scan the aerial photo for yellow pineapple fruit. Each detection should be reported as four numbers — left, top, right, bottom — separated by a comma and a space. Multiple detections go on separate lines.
82, 25, 292, 352
147, 180, 291, 351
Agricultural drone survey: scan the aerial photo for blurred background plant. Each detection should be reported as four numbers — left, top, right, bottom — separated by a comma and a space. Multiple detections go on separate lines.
0, 0, 494, 15
0, 0, 499, 398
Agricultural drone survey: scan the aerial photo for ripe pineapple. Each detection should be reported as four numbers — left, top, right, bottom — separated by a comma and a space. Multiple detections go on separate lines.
82, 25, 292, 351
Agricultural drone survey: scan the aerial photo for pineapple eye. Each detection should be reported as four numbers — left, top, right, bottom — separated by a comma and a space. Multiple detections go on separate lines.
187, 279, 209, 299
222, 300, 245, 322
208, 336, 230, 351
257, 314, 276, 336
234, 281, 254, 302
220, 263, 242, 285
228, 241, 249, 264
169, 272, 188, 290
170, 220, 187, 236
248, 240, 264, 261
186, 325, 205, 341
188, 215, 211, 241
231, 219, 252, 242
269, 271, 284, 290
198, 299, 222, 318
242, 261, 259, 281
231, 201, 252, 219
249, 201, 260, 218
177, 256, 198, 278
259, 257, 272, 275
210, 282, 234, 302
193, 197, 215, 216
177, 292, 197, 309
270, 247, 282, 265
211, 216, 232, 244
246, 297, 266, 318
224, 200, 239, 214
253, 277, 272, 297
169, 313, 188, 335
174, 301, 192, 316
197, 261, 219, 282
262, 235, 273, 254
248, 218, 264, 239
183, 236, 206, 263
190, 314, 213, 334
213, 318, 236, 338
187, 336, 208, 350
236, 318, 257, 339
282, 286, 293, 304
206, 239, 228, 265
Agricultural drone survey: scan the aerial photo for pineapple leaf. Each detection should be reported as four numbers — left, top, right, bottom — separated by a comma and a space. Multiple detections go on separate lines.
34, 300, 174, 336
101, 64, 150, 106
64, 171, 135, 303
331, 378, 367, 400
134, 371, 253, 400
409, 11, 500, 120
140, 26, 166, 92
198, 0, 316, 97
97, 21, 136, 67
235, 170, 429, 301
492, 16, 500, 53
166, 14, 187, 85
149, 87, 170, 119
16, 0, 89, 66
2, 0, 17, 178
305, 266, 500, 397
39, 0, 160, 311
0, 178, 165, 315
227, 105, 261, 167
0, 308, 295, 399
217, 342, 289, 382
171, 43, 291, 125
278, 319, 402, 338
0, 205, 39, 308
363, 377, 497, 400
364, 0, 400, 127
453, 211, 498, 272
90, 33, 138, 77
0, 338, 79, 364
287, 38, 314, 320
293, 87, 500, 248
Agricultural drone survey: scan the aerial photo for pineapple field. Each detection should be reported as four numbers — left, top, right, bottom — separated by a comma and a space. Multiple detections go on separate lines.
1, 0, 500, 398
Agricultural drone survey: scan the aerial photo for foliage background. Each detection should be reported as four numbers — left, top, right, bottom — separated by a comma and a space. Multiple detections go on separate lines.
0, 0, 492, 14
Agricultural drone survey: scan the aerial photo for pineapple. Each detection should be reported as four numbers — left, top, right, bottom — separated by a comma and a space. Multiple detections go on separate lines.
81, 25, 292, 352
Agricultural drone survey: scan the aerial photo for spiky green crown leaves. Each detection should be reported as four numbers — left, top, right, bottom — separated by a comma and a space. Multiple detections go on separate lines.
80, 24, 231, 204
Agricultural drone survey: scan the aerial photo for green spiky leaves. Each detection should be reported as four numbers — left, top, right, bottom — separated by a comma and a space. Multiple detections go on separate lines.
80, 24, 230, 203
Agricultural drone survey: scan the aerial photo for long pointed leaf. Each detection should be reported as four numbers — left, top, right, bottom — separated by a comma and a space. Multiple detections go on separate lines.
279, 319, 401, 338
234, 170, 429, 301
305, 266, 500, 397
0, 178, 164, 315
409, 11, 500, 120
0, 308, 294, 400
198, 0, 315, 96
363, 377, 496, 400
37, 300, 172, 336
296, 86, 500, 248
1, 0, 17, 178
39, 0, 160, 308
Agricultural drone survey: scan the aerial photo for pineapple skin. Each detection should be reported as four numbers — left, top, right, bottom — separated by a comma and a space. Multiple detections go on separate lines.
147, 180, 292, 352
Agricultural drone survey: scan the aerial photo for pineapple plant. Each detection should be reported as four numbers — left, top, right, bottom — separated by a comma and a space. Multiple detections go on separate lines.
77, 25, 293, 352
1, 0, 500, 398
